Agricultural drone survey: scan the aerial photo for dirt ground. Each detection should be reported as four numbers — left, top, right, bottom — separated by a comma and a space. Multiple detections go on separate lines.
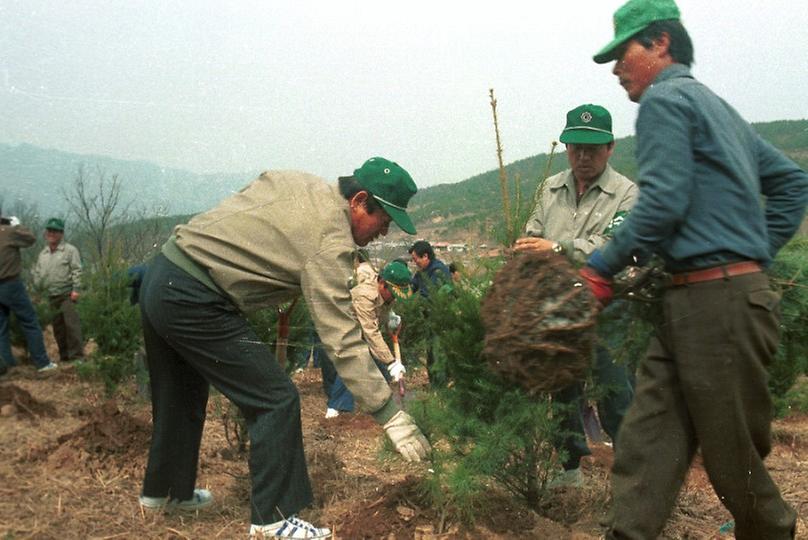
0, 361, 806, 539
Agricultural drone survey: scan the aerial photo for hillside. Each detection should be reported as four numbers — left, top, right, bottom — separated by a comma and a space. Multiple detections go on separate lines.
2, 119, 806, 240
0, 143, 258, 218
407, 119, 808, 242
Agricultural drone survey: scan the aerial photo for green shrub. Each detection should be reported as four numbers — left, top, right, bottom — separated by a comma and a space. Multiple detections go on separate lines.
769, 237, 808, 413
408, 270, 564, 523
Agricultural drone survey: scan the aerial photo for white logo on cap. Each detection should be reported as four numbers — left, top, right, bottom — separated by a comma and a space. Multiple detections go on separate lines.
581, 111, 593, 123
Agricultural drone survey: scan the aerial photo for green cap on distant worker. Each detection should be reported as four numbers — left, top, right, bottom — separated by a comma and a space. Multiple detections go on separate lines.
593, 0, 681, 64
353, 157, 418, 235
380, 260, 413, 299
559, 104, 614, 145
45, 217, 65, 231
380, 260, 411, 287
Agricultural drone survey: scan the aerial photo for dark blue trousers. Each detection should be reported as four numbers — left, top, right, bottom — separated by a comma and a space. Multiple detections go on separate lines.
0, 277, 51, 368
139, 254, 312, 525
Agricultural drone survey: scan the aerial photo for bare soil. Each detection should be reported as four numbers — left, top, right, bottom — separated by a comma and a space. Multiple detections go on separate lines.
0, 364, 805, 539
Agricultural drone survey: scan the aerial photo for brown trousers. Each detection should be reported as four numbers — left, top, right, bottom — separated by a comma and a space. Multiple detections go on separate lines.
607, 272, 796, 540
49, 294, 84, 361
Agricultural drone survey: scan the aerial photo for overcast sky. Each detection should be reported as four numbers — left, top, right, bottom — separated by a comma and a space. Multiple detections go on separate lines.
2, 0, 807, 189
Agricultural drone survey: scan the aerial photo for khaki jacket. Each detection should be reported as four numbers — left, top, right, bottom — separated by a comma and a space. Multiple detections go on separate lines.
32, 241, 82, 295
0, 225, 36, 280
525, 165, 638, 264
350, 262, 395, 365
174, 171, 392, 413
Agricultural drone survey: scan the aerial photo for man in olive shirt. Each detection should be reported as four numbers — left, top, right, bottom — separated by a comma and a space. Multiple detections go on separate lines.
515, 104, 637, 488
32, 218, 84, 362
0, 214, 56, 372
138, 157, 430, 539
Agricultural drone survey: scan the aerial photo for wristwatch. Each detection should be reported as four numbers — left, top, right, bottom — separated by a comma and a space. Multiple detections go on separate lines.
552, 242, 564, 254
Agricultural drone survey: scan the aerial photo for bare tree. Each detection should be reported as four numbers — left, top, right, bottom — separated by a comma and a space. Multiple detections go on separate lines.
63, 164, 131, 264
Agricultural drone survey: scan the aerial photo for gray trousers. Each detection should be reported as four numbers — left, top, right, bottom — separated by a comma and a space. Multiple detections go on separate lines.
606, 271, 796, 540
140, 254, 312, 525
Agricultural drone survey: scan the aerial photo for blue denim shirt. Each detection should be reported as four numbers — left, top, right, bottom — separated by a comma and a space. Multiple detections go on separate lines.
596, 64, 808, 275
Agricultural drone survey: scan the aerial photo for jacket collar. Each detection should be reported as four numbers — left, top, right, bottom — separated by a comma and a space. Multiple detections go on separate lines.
653, 63, 694, 85
548, 164, 620, 195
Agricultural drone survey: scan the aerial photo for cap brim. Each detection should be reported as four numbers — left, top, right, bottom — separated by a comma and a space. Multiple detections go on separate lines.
559, 129, 614, 145
593, 25, 647, 64
380, 203, 416, 235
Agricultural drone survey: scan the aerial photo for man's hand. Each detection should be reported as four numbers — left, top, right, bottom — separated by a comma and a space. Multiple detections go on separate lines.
514, 236, 555, 254
383, 410, 430, 462
387, 311, 401, 331
578, 267, 613, 306
387, 359, 406, 382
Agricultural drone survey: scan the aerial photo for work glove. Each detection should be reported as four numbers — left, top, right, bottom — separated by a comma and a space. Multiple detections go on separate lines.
387, 310, 401, 331
578, 266, 613, 306
383, 410, 430, 462
8, 216, 20, 227
387, 359, 406, 382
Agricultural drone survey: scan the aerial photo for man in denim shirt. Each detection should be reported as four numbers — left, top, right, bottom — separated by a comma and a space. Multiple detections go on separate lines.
580, 0, 808, 538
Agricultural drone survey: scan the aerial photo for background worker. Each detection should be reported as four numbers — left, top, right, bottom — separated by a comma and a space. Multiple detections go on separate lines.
515, 103, 638, 488
0, 213, 56, 373
408, 240, 451, 387
580, 0, 808, 537
137, 157, 430, 539
322, 259, 411, 418
32, 218, 84, 362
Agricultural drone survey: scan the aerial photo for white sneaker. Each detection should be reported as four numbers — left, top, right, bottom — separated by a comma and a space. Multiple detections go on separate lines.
324, 408, 340, 419
139, 488, 213, 511
547, 468, 583, 489
37, 362, 58, 373
250, 516, 331, 539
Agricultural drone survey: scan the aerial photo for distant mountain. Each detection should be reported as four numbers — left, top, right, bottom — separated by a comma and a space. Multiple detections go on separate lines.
407, 119, 808, 242
0, 143, 258, 218
2, 118, 806, 239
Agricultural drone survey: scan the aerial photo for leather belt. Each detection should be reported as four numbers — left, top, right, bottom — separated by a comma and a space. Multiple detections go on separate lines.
671, 261, 762, 286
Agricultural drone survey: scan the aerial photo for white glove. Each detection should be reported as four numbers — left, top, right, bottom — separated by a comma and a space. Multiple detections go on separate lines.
8, 216, 20, 227
387, 359, 406, 382
388, 311, 401, 331
383, 410, 430, 462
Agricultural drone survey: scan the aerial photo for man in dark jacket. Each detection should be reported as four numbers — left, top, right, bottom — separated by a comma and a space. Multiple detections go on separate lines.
0, 213, 56, 373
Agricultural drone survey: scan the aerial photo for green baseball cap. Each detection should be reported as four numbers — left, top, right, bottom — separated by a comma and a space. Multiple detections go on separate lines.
380, 260, 413, 299
593, 0, 681, 64
45, 217, 65, 231
353, 157, 418, 235
559, 104, 614, 145
380, 260, 411, 287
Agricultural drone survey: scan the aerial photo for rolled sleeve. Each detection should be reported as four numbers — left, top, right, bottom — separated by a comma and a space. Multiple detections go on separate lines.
756, 136, 808, 257
300, 245, 392, 413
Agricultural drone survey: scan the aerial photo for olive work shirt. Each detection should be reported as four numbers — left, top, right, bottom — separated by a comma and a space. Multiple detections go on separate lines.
350, 262, 395, 365
525, 165, 638, 265
597, 65, 808, 275
168, 171, 395, 419
32, 241, 83, 296
0, 225, 36, 280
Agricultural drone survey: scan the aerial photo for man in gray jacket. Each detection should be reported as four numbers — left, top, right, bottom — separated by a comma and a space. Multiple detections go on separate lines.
515, 104, 637, 488
137, 157, 429, 539
32, 218, 84, 362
